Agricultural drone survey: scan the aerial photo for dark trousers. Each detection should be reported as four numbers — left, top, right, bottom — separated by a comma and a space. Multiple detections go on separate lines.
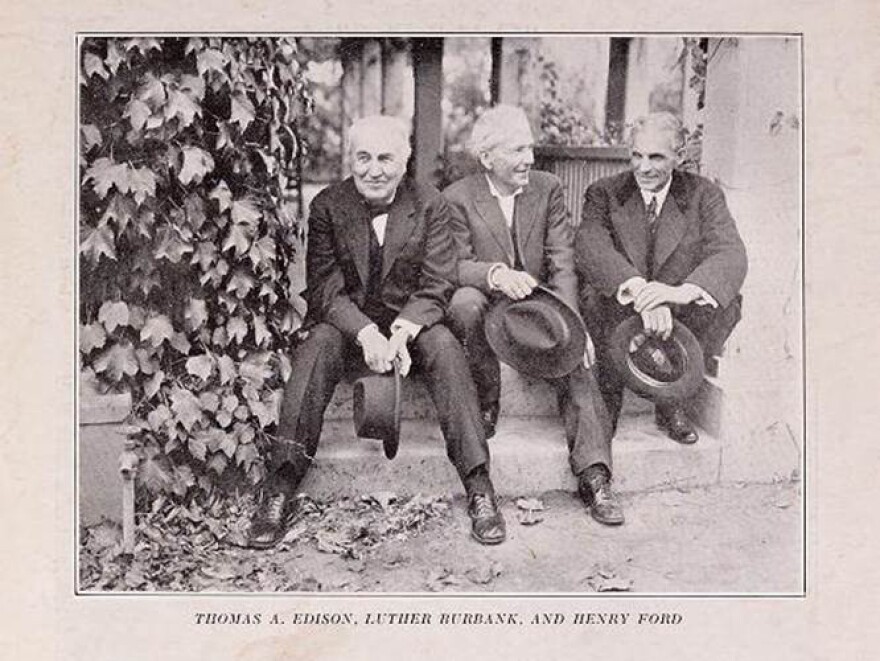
448, 286, 613, 476
272, 322, 490, 488
582, 292, 743, 429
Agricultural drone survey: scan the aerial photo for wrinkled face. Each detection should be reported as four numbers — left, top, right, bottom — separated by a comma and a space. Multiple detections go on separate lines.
631, 126, 682, 192
351, 126, 408, 205
480, 119, 535, 195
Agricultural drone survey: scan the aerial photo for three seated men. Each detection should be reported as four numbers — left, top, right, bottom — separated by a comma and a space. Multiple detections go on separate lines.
247, 109, 746, 548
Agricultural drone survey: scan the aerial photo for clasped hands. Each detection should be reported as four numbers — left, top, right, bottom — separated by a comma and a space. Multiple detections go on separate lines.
622, 278, 701, 340
358, 324, 414, 376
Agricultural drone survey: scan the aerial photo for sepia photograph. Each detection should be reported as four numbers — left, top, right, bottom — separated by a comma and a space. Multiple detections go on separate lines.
76, 33, 803, 595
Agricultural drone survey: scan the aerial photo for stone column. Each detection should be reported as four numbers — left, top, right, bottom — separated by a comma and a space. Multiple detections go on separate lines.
698, 37, 802, 482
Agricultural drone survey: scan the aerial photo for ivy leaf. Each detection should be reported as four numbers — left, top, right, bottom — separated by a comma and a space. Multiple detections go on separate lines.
226, 270, 255, 298
219, 434, 237, 459
99, 193, 135, 232
171, 387, 203, 432
209, 180, 233, 213
80, 322, 107, 353
192, 241, 218, 271
230, 91, 255, 130
253, 314, 271, 347
137, 73, 167, 107
83, 52, 109, 80
139, 454, 173, 495
227, 316, 248, 344
123, 38, 162, 56
198, 391, 220, 413
196, 48, 228, 76
216, 410, 233, 428
165, 89, 202, 128
235, 442, 259, 469
155, 226, 193, 263
185, 298, 208, 330
280, 354, 292, 382
81, 225, 117, 263
170, 332, 192, 355
177, 146, 214, 185
249, 399, 276, 428
179, 74, 206, 102
207, 452, 228, 475
105, 39, 125, 75
125, 98, 152, 132
217, 355, 236, 385
239, 353, 272, 387
187, 434, 207, 462
185, 354, 215, 382
248, 235, 276, 266
211, 325, 229, 348
222, 223, 253, 257
93, 341, 139, 382
147, 404, 172, 431
98, 301, 130, 332
81, 124, 103, 152
84, 157, 127, 199
144, 370, 164, 399
128, 167, 157, 205
231, 198, 261, 228
184, 194, 206, 230
141, 314, 174, 347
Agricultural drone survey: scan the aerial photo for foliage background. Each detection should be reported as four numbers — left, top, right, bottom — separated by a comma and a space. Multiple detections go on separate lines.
79, 37, 311, 500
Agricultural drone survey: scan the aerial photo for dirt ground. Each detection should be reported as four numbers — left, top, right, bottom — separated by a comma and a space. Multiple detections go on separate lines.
80, 481, 802, 594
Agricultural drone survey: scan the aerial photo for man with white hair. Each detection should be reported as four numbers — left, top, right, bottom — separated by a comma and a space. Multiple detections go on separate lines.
248, 115, 505, 548
577, 112, 747, 443
444, 105, 623, 527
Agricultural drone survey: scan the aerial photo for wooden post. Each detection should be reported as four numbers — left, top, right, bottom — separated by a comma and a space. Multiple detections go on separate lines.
411, 38, 444, 186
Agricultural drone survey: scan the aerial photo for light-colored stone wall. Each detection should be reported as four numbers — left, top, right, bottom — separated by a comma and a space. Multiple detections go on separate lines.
700, 37, 803, 482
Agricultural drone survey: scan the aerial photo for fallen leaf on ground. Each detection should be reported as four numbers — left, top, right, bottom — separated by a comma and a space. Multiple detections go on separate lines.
518, 510, 545, 526
466, 560, 504, 585
515, 497, 545, 512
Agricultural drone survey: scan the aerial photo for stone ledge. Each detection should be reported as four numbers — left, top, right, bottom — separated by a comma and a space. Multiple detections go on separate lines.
301, 414, 722, 499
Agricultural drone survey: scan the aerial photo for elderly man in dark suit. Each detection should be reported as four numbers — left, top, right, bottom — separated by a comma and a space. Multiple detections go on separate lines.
444, 105, 622, 526
576, 112, 747, 443
248, 115, 505, 548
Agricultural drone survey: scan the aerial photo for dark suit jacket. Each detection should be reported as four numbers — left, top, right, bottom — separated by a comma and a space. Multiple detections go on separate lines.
444, 171, 578, 309
576, 170, 747, 309
303, 177, 456, 339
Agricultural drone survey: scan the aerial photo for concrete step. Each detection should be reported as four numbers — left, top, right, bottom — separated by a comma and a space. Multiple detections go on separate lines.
324, 363, 652, 421
300, 412, 721, 499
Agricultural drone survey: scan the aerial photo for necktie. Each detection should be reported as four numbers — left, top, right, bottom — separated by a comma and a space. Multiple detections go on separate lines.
645, 195, 658, 276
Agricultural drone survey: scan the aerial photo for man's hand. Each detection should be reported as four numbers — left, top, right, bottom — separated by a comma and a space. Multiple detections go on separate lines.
491, 266, 538, 300
357, 325, 392, 373
640, 305, 673, 340
387, 328, 413, 377
633, 282, 699, 313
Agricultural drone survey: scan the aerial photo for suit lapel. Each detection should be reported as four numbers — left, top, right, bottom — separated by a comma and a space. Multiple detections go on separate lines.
652, 173, 691, 273
472, 177, 515, 263
335, 180, 372, 286
380, 183, 417, 281
611, 175, 650, 275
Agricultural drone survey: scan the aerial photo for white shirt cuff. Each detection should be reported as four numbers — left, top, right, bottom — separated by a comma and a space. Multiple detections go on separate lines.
487, 263, 508, 290
391, 318, 422, 341
616, 276, 647, 305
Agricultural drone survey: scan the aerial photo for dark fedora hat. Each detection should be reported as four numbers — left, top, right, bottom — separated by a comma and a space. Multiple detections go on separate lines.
484, 285, 587, 379
352, 363, 402, 459
608, 316, 705, 402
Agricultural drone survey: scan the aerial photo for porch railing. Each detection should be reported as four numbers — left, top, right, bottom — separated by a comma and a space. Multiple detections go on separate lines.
534, 146, 631, 226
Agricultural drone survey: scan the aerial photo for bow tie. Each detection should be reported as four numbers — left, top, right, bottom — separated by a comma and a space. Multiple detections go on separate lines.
367, 204, 392, 218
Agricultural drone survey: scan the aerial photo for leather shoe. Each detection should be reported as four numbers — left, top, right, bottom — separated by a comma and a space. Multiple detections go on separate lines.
247, 487, 297, 549
579, 467, 624, 526
467, 491, 506, 545
656, 405, 699, 444
480, 401, 500, 440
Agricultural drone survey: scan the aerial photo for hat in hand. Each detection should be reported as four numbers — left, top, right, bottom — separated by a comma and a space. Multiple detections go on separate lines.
353, 363, 402, 459
484, 285, 587, 379
608, 316, 705, 402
